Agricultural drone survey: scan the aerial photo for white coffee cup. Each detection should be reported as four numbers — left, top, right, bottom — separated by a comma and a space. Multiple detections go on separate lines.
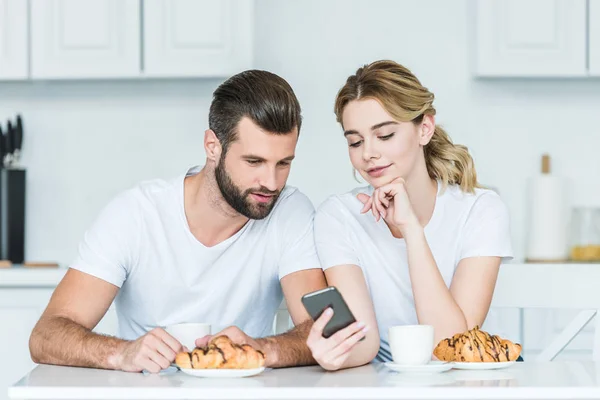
165, 323, 211, 350
388, 325, 434, 365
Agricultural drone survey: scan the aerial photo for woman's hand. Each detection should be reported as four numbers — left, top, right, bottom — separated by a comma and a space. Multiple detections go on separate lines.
306, 308, 369, 371
357, 177, 419, 233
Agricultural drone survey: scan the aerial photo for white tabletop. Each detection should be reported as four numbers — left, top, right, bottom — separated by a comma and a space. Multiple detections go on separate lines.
9, 361, 600, 400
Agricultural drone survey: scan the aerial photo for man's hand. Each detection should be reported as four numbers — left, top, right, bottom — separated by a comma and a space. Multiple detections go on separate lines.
195, 326, 261, 351
113, 328, 184, 373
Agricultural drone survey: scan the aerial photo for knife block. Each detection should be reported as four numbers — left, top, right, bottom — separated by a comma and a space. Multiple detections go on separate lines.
0, 168, 26, 264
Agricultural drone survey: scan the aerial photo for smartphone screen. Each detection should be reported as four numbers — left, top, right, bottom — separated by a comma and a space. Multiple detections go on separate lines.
301, 286, 357, 338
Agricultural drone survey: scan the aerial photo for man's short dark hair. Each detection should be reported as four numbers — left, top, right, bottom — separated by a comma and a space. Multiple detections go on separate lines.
208, 70, 302, 154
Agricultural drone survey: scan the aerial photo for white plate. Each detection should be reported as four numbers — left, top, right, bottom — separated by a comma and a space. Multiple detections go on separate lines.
384, 361, 452, 374
451, 361, 515, 370
179, 367, 265, 378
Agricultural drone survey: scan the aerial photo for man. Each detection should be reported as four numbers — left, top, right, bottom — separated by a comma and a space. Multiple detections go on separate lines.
29, 70, 327, 373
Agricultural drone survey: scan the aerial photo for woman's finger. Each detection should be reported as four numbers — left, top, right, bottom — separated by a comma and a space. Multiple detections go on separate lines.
373, 192, 387, 219
326, 321, 366, 347
378, 189, 390, 208
308, 308, 334, 342
360, 196, 372, 214
327, 324, 369, 360
370, 191, 380, 220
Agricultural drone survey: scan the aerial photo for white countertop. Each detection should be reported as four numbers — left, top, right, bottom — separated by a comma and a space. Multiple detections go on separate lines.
9, 361, 600, 400
0, 267, 66, 287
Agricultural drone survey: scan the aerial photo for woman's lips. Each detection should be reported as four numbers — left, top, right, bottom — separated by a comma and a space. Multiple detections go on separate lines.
366, 164, 391, 177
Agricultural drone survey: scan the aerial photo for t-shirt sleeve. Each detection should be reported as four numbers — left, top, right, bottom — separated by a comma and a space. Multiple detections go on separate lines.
69, 190, 141, 287
314, 197, 360, 270
458, 191, 514, 262
277, 191, 322, 279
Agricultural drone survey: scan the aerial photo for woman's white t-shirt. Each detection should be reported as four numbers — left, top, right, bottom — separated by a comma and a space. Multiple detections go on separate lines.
314, 182, 513, 362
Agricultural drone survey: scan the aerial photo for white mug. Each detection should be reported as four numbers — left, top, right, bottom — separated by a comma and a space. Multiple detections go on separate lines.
388, 325, 434, 365
165, 323, 211, 350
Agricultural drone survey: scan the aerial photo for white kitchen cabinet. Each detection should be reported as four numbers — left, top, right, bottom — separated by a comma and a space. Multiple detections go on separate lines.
0, 287, 117, 400
473, 0, 588, 77
590, 0, 600, 75
143, 0, 253, 77
0, 0, 28, 80
29, 0, 140, 79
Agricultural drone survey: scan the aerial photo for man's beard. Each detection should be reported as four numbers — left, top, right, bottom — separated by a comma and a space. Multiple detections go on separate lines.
214, 156, 280, 220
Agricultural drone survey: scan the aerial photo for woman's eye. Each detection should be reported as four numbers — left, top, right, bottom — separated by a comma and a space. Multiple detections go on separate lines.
349, 141, 362, 148
379, 133, 395, 141
247, 160, 261, 165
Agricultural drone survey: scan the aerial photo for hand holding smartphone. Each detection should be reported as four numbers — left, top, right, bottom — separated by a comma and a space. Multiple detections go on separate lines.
301, 286, 359, 338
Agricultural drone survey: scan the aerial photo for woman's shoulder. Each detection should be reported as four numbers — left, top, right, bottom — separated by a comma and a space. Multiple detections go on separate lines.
442, 183, 504, 205
441, 184, 509, 222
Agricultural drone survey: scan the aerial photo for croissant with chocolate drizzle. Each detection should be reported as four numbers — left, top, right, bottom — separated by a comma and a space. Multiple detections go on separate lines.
175, 335, 266, 369
433, 326, 522, 362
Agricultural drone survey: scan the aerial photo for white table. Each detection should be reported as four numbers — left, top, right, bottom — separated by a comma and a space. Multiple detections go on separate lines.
9, 361, 600, 400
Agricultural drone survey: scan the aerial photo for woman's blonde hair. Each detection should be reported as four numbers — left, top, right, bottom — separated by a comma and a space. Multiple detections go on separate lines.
334, 60, 479, 193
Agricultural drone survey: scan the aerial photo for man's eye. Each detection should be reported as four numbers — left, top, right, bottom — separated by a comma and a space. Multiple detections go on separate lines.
247, 160, 261, 165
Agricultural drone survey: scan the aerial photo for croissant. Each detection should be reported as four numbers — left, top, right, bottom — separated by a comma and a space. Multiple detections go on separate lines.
175, 335, 266, 369
433, 326, 521, 362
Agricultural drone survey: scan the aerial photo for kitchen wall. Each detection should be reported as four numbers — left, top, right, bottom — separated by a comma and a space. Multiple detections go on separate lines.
0, 0, 599, 267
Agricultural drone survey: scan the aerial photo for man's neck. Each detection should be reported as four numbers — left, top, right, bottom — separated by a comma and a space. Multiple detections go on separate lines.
184, 168, 249, 247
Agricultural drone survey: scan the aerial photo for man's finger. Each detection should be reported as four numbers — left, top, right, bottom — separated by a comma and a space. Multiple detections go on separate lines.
195, 334, 213, 348
151, 328, 184, 353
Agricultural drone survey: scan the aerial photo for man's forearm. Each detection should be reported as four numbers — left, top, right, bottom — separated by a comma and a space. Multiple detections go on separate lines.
30, 316, 127, 370
256, 320, 315, 368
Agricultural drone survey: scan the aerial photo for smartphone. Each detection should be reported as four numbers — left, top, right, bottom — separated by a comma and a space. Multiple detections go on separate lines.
301, 286, 358, 339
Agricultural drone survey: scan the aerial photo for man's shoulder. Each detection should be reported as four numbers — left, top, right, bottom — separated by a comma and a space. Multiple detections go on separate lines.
256, 186, 315, 229
273, 186, 314, 212
118, 174, 181, 208
316, 186, 369, 217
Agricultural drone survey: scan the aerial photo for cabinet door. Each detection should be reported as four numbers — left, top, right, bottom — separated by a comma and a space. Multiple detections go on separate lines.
143, 0, 253, 77
0, 0, 28, 80
473, 0, 587, 77
590, 0, 600, 76
30, 0, 140, 79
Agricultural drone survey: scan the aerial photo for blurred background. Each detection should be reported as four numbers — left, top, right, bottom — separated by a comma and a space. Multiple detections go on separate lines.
0, 0, 598, 266
1, 0, 600, 391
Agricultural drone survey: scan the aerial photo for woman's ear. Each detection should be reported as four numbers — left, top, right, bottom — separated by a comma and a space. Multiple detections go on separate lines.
419, 114, 436, 146
204, 129, 222, 162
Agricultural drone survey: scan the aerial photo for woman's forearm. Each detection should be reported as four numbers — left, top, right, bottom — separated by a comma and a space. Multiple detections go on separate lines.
403, 226, 468, 342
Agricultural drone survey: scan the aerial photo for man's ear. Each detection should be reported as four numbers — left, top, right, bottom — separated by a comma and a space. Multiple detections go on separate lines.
204, 129, 222, 162
419, 114, 436, 146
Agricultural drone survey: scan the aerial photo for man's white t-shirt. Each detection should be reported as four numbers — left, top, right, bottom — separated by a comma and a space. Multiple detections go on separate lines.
70, 166, 321, 340
314, 182, 513, 362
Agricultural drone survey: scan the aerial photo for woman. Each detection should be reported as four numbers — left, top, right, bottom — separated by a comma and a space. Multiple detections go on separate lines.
306, 60, 513, 371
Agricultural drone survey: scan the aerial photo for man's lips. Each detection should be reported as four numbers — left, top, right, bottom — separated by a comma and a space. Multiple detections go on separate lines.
250, 193, 275, 203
